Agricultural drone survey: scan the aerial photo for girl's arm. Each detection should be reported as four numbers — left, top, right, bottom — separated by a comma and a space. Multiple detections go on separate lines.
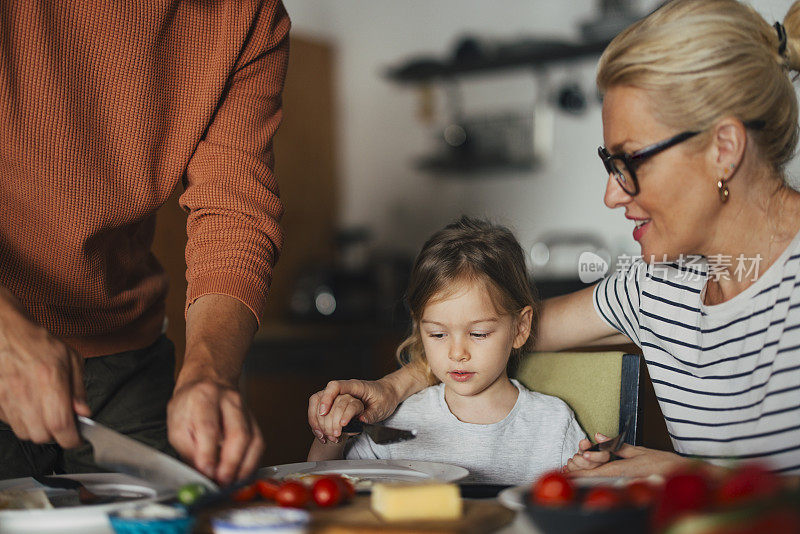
535, 284, 629, 351
308, 438, 348, 461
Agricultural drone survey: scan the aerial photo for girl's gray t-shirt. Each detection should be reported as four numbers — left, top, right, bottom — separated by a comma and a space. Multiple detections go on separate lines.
344, 379, 585, 485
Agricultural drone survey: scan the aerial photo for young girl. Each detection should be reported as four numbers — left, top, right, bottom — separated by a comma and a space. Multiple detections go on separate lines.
307, 217, 585, 485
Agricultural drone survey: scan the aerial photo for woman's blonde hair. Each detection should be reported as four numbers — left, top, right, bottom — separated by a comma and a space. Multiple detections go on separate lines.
597, 0, 800, 173
396, 217, 539, 386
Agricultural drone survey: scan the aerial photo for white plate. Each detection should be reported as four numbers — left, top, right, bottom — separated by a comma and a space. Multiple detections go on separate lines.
497, 477, 628, 511
0, 473, 171, 533
259, 459, 469, 490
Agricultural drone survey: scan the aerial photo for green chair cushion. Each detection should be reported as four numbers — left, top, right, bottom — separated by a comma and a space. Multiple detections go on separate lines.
515, 351, 623, 443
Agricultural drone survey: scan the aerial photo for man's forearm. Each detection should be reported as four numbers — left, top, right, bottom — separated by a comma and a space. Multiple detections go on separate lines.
178, 294, 258, 388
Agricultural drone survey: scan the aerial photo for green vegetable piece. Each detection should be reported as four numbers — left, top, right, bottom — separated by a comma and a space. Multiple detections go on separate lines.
177, 483, 207, 506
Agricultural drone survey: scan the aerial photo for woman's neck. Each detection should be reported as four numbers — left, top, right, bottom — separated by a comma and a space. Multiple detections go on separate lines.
704, 180, 800, 305
443, 372, 519, 424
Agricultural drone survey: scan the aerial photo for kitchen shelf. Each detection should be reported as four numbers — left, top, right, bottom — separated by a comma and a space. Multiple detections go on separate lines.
386, 38, 612, 83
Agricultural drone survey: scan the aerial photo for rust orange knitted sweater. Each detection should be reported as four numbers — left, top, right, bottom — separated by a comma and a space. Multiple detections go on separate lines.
0, 1, 289, 357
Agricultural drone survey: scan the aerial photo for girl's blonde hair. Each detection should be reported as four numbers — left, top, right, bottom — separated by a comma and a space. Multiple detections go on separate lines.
396, 217, 539, 385
597, 0, 800, 173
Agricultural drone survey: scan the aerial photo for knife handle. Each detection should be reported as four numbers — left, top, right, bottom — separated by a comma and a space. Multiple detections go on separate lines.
342, 420, 364, 434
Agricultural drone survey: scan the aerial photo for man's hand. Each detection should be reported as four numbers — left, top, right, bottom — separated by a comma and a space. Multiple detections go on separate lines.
0, 289, 90, 448
168, 376, 262, 486
171, 294, 262, 486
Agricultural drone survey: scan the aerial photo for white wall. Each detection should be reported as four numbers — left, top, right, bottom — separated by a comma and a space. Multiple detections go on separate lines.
284, 0, 800, 265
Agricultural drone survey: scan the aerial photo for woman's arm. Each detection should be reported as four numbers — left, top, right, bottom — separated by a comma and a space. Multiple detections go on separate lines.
535, 284, 630, 351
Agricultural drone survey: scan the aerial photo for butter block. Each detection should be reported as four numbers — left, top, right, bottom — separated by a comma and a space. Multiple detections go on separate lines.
371, 482, 462, 522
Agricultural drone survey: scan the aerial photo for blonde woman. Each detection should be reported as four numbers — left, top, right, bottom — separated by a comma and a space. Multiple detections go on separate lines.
309, 0, 800, 479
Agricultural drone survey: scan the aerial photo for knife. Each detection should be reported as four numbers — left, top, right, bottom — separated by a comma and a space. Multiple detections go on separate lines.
341, 420, 417, 445
77, 416, 219, 492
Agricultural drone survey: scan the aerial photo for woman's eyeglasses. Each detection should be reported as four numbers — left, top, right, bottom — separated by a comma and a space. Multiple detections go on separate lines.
598, 120, 765, 196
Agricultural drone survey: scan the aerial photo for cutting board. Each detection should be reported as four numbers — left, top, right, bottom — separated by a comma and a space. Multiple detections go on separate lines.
194, 497, 516, 534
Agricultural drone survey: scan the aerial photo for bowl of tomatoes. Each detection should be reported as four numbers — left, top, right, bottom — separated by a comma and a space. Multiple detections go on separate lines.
524, 471, 656, 534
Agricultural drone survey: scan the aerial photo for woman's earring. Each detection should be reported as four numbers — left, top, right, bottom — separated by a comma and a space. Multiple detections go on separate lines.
717, 163, 735, 203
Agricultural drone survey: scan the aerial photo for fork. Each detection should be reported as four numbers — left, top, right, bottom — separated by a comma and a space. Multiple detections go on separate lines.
586, 414, 633, 456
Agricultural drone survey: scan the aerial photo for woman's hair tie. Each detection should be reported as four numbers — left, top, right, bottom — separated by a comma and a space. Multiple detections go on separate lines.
775, 21, 788, 57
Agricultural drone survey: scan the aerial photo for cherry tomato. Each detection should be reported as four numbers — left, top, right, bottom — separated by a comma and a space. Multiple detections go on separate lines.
582, 487, 624, 510
716, 463, 782, 506
255, 478, 282, 500
232, 483, 257, 502
625, 480, 659, 507
312, 477, 344, 508
275, 481, 311, 508
339, 477, 356, 498
531, 471, 575, 506
653, 468, 712, 529
328, 475, 355, 498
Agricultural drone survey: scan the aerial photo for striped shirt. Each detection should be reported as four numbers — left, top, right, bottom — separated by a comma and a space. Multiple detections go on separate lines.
594, 231, 800, 475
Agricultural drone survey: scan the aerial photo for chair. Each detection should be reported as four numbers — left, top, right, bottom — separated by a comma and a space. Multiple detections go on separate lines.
515, 352, 642, 445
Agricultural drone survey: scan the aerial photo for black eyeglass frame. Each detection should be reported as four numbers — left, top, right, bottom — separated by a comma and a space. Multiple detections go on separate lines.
598, 120, 766, 196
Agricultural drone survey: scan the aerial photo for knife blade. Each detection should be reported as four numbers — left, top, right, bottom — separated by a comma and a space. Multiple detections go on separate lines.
342, 420, 417, 445
77, 416, 218, 492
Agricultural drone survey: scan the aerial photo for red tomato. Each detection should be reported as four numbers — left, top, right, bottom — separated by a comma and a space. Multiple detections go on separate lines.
275, 481, 311, 508
312, 477, 344, 508
232, 483, 257, 502
330, 475, 355, 498
716, 463, 782, 506
582, 487, 625, 510
653, 468, 712, 529
255, 478, 281, 500
625, 480, 659, 507
531, 471, 575, 506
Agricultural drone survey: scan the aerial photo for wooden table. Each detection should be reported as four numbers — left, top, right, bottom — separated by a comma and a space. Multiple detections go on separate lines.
191, 496, 524, 534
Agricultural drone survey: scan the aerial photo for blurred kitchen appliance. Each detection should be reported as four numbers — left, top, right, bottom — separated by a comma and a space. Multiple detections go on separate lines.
529, 233, 612, 298
419, 110, 541, 173
580, 0, 646, 41
289, 229, 411, 325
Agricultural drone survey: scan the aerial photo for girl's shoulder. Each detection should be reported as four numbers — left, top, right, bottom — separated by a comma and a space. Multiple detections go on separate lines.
402, 383, 444, 406
512, 380, 575, 416
387, 383, 445, 420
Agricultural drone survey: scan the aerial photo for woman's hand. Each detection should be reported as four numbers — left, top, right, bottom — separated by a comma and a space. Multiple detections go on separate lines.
566, 440, 689, 478
308, 379, 399, 442
307, 393, 364, 444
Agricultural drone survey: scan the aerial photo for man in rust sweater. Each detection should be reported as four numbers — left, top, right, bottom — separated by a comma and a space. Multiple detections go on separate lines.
0, 1, 289, 485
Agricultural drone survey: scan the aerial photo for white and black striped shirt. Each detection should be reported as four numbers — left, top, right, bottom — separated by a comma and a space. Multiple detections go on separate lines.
594, 232, 800, 475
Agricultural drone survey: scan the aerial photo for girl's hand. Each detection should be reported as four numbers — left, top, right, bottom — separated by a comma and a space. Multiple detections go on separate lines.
308, 379, 400, 442
308, 393, 364, 444
567, 443, 689, 478
563, 434, 613, 473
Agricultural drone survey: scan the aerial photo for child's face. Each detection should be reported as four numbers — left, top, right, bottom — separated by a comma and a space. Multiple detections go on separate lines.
420, 279, 531, 398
